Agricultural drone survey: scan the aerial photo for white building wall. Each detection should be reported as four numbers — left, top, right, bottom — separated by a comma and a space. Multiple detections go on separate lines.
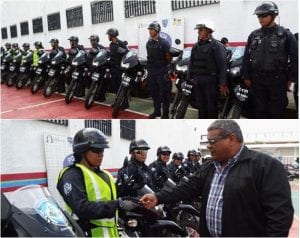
1, 0, 298, 50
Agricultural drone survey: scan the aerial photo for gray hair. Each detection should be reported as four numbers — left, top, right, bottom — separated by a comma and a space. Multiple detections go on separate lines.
207, 120, 244, 143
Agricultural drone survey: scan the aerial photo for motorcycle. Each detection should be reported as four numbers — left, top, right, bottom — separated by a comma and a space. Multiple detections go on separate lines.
1, 185, 85, 237
112, 50, 148, 118
1, 51, 13, 84
6, 51, 23, 87
31, 52, 51, 94
85, 49, 111, 109
15, 51, 33, 89
65, 50, 87, 104
218, 46, 249, 119
43, 51, 66, 98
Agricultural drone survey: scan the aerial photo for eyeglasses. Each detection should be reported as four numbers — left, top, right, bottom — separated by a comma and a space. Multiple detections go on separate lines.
257, 13, 270, 18
161, 152, 171, 156
90, 148, 104, 154
135, 150, 148, 155
205, 135, 229, 145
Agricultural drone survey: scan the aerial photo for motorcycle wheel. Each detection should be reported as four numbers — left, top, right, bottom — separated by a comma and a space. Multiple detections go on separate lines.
112, 86, 129, 118
65, 78, 78, 104
174, 95, 189, 119
1, 71, 9, 84
170, 92, 182, 119
178, 220, 200, 237
43, 76, 60, 98
6, 72, 18, 87
31, 75, 43, 94
227, 102, 242, 119
85, 81, 100, 109
16, 74, 28, 89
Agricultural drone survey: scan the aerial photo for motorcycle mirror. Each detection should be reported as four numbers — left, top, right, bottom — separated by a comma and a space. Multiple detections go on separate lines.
123, 41, 128, 46
175, 39, 181, 45
1, 193, 13, 225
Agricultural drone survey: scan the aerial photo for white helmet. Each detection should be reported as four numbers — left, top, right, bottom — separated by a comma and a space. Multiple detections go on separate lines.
194, 19, 215, 33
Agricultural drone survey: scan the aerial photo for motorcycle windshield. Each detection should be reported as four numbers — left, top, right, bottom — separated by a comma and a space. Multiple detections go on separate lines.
14, 52, 23, 62
72, 50, 86, 65
23, 52, 33, 62
163, 178, 177, 189
39, 52, 50, 64
122, 51, 139, 67
93, 49, 108, 65
8, 185, 76, 236
4, 52, 13, 62
52, 51, 65, 65
137, 184, 154, 197
230, 46, 245, 61
181, 47, 192, 60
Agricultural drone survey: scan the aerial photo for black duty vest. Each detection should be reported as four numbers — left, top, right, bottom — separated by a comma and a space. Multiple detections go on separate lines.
146, 38, 167, 67
249, 25, 288, 72
191, 40, 217, 75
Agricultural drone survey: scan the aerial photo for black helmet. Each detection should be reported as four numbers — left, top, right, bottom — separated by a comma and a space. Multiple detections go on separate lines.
254, 1, 279, 16
49, 38, 59, 44
68, 36, 79, 42
187, 149, 197, 157
106, 28, 119, 37
73, 128, 109, 153
89, 34, 99, 42
5, 42, 11, 48
34, 41, 43, 48
156, 146, 171, 156
172, 152, 184, 161
12, 43, 19, 48
129, 139, 150, 153
220, 37, 229, 44
147, 22, 161, 33
22, 43, 30, 48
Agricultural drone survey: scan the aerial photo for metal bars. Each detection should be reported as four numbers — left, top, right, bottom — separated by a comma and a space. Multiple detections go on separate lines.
171, 0, 219, 10
91, 1, 114, 24
66, 6, 83, 28
124, 0, 156, 18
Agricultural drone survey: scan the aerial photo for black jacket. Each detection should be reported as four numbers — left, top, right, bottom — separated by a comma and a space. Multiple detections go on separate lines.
156, 146, 294, 237
148, 159, 170, 190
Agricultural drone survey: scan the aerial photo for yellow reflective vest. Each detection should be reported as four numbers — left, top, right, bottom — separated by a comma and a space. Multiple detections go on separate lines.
58, 164, 119, 237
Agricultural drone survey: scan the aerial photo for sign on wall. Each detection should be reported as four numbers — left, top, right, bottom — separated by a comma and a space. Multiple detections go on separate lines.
138, 18, 184, 58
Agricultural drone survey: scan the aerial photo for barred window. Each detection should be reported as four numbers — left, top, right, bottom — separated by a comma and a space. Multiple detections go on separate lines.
2, 27, 8, 39
10, 25, 17, 38
47, 12, 61, 31
120, 120, 135, 140
91, 1, 114, 24
41, 119, 69, 126
32, 17, 43, 33
20, 21, 29, 36
172, 0, 220, 10
124, 0, 156, 18
66, 6, 83, 28
85, 120, 112, 136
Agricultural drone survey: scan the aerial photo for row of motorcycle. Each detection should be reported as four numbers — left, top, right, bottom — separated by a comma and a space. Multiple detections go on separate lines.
1, 39, 249, 119
1, 161, 201, 237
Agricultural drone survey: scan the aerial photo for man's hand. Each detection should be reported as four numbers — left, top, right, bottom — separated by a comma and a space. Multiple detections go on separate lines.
139, 194, 158, 209
243, 79, 252, 88
219, 84, 229, 96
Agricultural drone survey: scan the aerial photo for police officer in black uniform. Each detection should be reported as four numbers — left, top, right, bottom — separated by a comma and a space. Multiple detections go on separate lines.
146, 22, 172, 119
167, 152, 184, 183
148, 146, 171, 190
4, 42, 12, 54
189, 21, 228, 118
116, 139, 155, 197
57, 128, 136, 237
106, 28, 128, 106
242, 1, 298, 118
49, 38, 66, 59
193, 151, 202, 171
182, 149, 197, 176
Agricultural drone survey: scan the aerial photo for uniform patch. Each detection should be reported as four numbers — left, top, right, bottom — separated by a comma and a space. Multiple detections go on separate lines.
63, 182, 72, 195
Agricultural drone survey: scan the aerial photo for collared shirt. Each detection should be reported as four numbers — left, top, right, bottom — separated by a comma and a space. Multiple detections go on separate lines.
206, 144, 244, 237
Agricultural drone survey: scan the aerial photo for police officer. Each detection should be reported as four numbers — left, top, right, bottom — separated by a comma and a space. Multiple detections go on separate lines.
167, 152, 184, 183
11, 43, 21, 56
146, 22, 172, 119
116, 139, 155, 197
4, 42, 12, 54
193, 151, 202, 171
49, 38, 66, 59
67, 36, 85, 64
242, 1, 298, 118
148, 146, 171, 190
57, 128, 136, 237
189, 21, 228, 118
32, 41, 44, 68
106, 28, 128, 106
182, 149, 197, 176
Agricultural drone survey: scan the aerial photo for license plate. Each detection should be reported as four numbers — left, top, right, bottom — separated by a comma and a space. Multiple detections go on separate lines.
36, 68, 42, 74
92, 73, 99, 81
20, 67, 26, 72
48, 69, 55, 77
9, 66, 15, 71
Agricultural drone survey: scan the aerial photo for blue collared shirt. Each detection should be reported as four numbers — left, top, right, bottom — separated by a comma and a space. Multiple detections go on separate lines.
206, 144, 244, 237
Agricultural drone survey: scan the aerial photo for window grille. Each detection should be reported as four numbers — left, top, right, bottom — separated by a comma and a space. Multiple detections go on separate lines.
2, 27, 8, 39
120, 120, 135, 140
10, 25, 17, 38
47, 12, 61, 31
32, 17, 43, 33
85, 120, 112, 136
172, 0, 220, 10
66, 6, 83, 28
91, 1, 114, 24
124, 0, 156, 18
20, 21, 29, 35
42, 119, 69, 126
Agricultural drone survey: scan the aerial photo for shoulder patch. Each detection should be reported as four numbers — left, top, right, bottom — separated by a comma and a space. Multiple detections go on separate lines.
63, 182, 72, 196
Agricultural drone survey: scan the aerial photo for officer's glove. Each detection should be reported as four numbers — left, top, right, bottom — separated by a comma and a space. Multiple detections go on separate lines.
117, 197, 138, 211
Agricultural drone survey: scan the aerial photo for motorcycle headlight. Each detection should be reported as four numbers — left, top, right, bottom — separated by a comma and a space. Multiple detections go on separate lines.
121, 62, 129, 69
93, 62, 99, 66
72, 62, 78, 66
127, 219, 138, 228
51, 61, 56, 65
176, 64, 188, 72
229, 66, 240, 77
3, 59, 7, 62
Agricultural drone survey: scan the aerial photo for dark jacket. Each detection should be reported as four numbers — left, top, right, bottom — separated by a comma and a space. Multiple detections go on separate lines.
109, 39, 128, 67
156, 146, 294, 237
148, 158, 170, 190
